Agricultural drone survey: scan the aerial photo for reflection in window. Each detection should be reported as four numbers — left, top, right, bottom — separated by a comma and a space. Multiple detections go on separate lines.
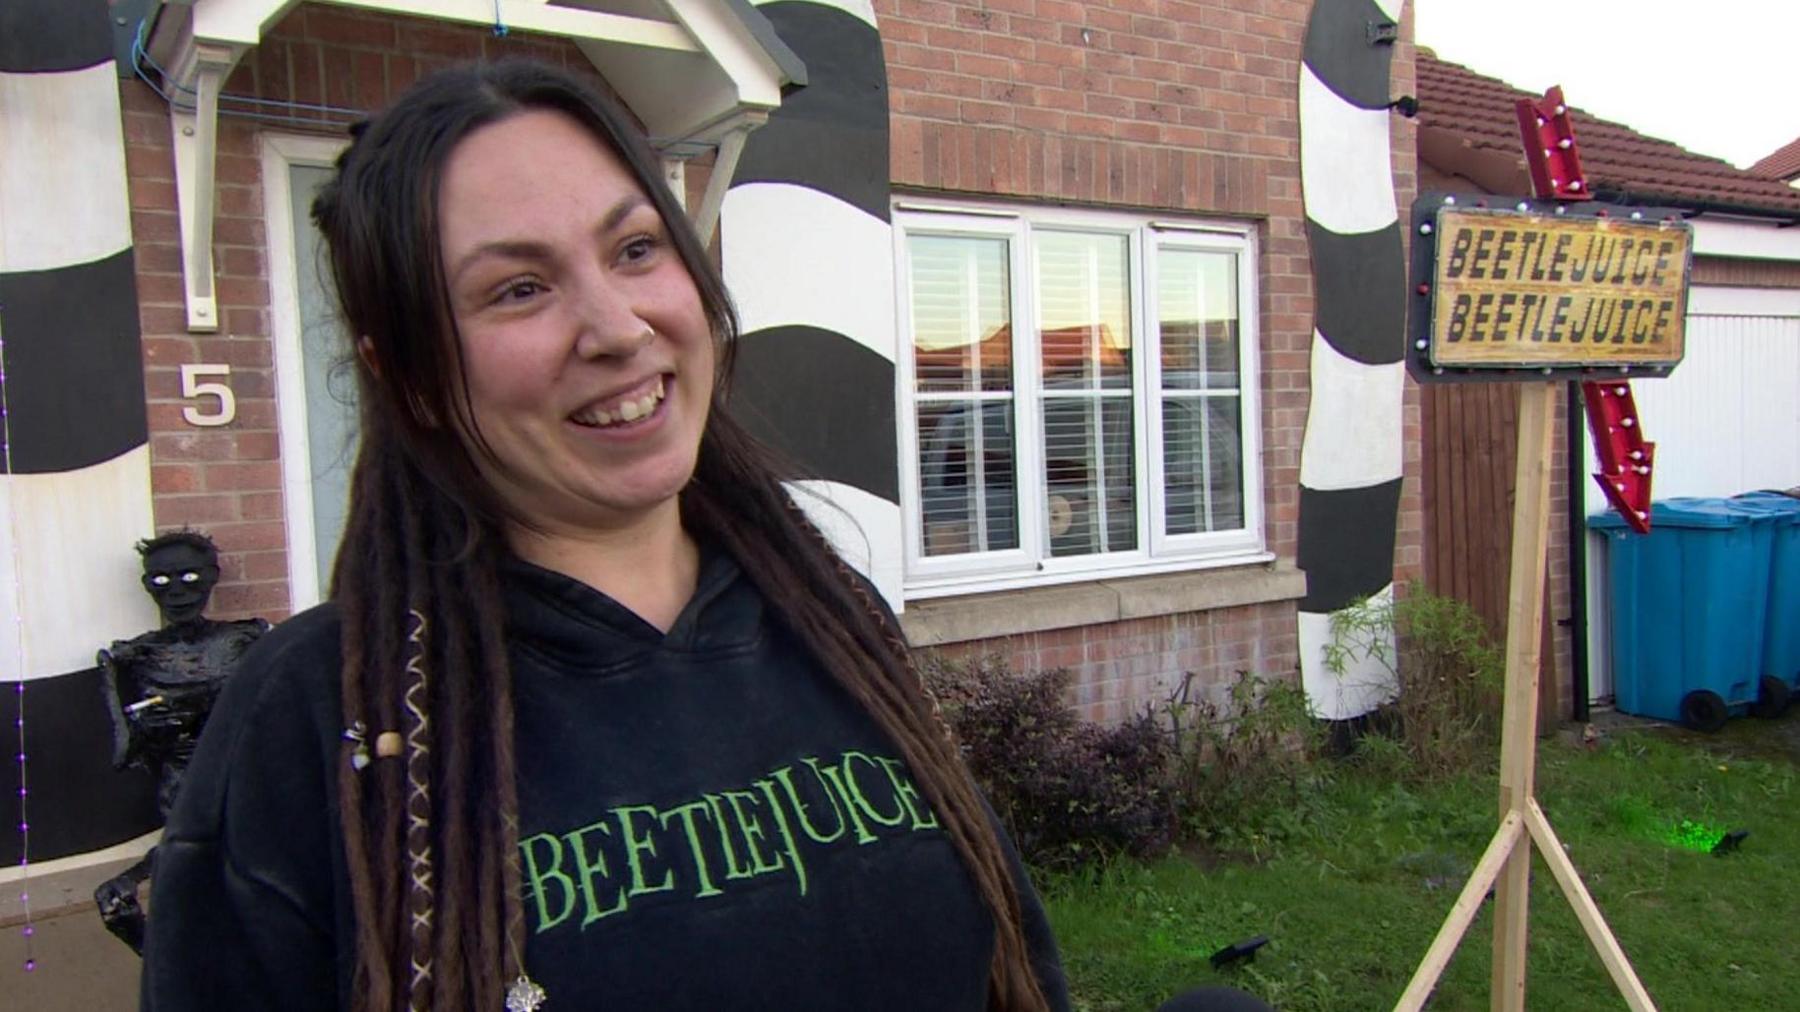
1158, 248, 1243, 535
908, 234, 1018, 556
1163, 397, 1243, 535
1044, 397, 1137, 556
1036, 231, 1131, 389
916, 402, 1018, 556
910, 235, 1012, 393
1037, 231, 1135, 554
899, 207, 1260, 586
1157, 249, 1239, 389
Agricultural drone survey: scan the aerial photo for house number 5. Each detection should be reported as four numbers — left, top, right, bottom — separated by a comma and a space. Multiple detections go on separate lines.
180, 363, 237, 427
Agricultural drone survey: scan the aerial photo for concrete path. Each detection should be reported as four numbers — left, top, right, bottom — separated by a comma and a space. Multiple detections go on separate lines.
2, 857, 141, 1010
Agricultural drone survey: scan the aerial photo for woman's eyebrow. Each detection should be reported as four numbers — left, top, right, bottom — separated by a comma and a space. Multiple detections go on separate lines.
600, 193, 651, 235
448, 194, 654, 284
448, 239, 550, 286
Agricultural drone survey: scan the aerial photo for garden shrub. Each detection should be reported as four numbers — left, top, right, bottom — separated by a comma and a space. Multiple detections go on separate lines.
1163, 669, 1334, 853
918, 653, 1174, 868
1325, 588, 1505, 779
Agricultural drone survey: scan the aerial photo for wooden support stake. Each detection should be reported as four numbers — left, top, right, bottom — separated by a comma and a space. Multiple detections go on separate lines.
1394, 811, 1526, 1012
1492, 382, 1556, 1010
1524, 801, 1657, 1011
1395, 383, 1657, 1012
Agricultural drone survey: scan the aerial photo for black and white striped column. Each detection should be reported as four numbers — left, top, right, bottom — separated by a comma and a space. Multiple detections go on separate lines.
721, 0, 903, 605
1, 0, 161, 868
1294, 0, 1408, 719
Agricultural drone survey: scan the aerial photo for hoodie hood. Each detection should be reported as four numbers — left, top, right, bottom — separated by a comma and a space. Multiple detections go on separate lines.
499, 546, 765, 675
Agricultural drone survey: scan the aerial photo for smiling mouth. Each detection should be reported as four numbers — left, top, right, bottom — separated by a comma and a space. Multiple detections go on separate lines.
570, 375, 667, 429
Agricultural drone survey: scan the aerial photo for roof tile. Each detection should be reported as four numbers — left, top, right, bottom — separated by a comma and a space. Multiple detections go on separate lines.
1416, 50, 1800, 217
1749, 137, 1800, 181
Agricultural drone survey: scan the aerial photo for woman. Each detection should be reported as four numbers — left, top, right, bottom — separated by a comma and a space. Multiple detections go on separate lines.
142, 61, 1067, 1011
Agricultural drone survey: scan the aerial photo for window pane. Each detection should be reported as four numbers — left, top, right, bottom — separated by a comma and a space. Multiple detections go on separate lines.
1157, 248, 1239, 390
917, 400, 1019, 556
908, 235, 1012, 393
1163, 395, 1244, 534
1043, 395, 1137, 556
1036, 232, 1131, 390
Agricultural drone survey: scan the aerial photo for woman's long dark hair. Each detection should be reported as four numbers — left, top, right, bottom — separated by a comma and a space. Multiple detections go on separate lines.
312, 60, 1049, 1012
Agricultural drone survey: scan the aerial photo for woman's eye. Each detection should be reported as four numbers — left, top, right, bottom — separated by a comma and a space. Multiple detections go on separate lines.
493, 279, 543, 305
152, 575, 171, 587
621, 235, 660, 264
181, 572, 201, 584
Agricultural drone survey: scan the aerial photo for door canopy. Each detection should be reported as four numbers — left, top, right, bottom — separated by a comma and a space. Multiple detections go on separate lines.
141, 0, 805, 329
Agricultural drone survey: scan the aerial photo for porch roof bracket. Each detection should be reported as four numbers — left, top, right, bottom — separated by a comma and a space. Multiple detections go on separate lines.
692, 119, 756, 246
169, 41, 237, 333
579, 0, 800, 149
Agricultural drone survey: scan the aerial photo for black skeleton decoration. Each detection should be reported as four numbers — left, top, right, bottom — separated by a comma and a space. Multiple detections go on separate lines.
93, 531, 269, 953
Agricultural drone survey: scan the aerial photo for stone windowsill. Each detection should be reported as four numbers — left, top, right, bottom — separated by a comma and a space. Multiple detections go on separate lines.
900, 560, 1308, 647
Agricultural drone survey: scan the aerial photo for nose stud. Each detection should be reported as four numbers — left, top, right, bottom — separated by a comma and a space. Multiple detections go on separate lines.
577, 325, 657, 359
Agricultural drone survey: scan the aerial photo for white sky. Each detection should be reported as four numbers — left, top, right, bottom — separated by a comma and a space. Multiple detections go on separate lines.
1413, 0, 1800, 169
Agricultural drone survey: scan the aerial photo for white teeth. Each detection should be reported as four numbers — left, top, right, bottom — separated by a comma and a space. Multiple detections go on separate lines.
573, 377, 667, 428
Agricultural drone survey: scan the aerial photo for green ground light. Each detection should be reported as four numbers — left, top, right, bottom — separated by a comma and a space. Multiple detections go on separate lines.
1661, 818, 1729, 853
1607, 793, 1734, 853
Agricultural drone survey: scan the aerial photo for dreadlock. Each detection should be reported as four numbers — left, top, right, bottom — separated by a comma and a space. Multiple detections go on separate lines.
314, 59, 1050, 1012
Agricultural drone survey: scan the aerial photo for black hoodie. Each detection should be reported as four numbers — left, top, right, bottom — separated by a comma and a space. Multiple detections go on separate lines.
142, 551, 1070, 1010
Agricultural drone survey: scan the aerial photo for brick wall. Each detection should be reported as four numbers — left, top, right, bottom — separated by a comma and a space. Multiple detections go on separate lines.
1391, 4, 1425, 594
925, 599, 1300, 724
1548, 394, 1574, 720
1417, 160, 1466, 194
123, 5, 589, 621
879, 0, 1421, 716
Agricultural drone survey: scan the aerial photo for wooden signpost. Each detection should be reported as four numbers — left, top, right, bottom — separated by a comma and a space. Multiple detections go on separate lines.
1393, 89, 1690, 1012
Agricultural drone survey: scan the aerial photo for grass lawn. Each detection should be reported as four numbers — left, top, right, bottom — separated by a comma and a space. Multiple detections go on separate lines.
1041, 715, 1800, 1011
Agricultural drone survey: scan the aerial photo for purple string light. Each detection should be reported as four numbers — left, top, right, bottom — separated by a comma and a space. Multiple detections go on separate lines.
2, 312, 34, 973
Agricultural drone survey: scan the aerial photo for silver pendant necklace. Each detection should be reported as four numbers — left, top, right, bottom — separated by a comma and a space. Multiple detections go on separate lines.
505, 974, 548, 1011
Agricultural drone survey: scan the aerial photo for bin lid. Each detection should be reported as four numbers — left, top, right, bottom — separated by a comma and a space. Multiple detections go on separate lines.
1589, 497, 1750, 530
1729, 491, 1800, 522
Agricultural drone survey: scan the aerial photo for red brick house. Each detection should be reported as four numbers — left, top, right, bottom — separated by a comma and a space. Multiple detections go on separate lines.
5, 3, 1427, 996
60, 1, 1422, 732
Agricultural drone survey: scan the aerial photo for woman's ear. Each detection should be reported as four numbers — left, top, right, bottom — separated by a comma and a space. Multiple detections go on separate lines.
359, 334, 445, 429
357, 335, 381, 379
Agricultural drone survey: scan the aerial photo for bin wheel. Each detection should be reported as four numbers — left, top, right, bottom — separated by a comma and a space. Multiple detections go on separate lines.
1680, 690, 1729, 733
1751, 676, 1792, 719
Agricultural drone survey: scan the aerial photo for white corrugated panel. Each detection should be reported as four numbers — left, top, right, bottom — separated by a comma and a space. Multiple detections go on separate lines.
1583, 313, 1800, 503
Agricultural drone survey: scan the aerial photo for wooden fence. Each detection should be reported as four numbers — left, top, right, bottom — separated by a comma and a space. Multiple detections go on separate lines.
1421, 382, 1566, 728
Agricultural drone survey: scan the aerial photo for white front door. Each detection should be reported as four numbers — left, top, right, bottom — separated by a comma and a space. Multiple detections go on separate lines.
264, 134, 355, 610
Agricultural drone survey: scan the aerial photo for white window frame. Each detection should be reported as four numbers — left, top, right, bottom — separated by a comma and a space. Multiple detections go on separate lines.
262, 132, 350, 612
894, 202, 1268, 599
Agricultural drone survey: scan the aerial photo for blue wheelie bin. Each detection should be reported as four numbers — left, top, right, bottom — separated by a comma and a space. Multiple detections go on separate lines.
1591, 498, 1775, 731
1727, 492, 1800, 714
